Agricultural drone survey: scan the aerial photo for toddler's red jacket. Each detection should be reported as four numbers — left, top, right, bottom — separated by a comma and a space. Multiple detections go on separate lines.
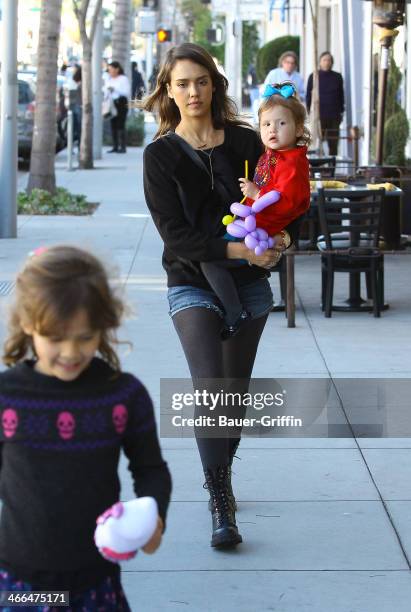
247, 145, 310, 235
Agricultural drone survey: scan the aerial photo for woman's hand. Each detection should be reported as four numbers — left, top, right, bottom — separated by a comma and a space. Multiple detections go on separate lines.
238, 178, 259, 200
248, 248, 282, 269
141, 516, 163, 554
247, 231, 291, 269
226, 231, 291, 269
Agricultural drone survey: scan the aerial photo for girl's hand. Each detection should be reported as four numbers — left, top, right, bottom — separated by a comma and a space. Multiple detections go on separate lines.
142, 516, 163, 554
239, 178, 260, 199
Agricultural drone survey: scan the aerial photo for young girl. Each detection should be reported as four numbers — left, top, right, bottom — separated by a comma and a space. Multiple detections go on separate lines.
0, 246, 171, 611
201, 81, 311, 336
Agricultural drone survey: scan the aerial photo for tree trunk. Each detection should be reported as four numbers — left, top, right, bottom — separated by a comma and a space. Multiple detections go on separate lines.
80, 39, 93, 169
112, 0, 131, 76
27, 0, 63, 194
73, 0, 102, 170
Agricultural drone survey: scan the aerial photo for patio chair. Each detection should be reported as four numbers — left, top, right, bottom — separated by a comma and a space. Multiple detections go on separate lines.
317, 187, 385, 318
309, 156, 336, 179
270, 255, 287, 312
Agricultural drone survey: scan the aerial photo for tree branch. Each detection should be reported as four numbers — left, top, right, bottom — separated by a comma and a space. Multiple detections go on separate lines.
89, 0, 103, 44
72, 0, 80, 20
72, 0, 88, 44
80, 0, 89, 15
307, 0, 315, 23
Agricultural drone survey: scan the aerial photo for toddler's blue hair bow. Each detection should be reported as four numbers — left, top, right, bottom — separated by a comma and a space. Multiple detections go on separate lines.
262, 83, 295, 99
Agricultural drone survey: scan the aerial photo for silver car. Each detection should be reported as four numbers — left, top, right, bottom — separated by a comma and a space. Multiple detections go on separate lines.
0, 78, 36, 160
0, 76, 64, 161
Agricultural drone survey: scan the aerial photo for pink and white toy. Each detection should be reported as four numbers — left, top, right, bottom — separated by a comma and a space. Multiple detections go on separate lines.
94, 497, 158, 563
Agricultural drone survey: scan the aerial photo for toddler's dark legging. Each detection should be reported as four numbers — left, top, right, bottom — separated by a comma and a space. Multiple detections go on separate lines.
172, 307, 268, 469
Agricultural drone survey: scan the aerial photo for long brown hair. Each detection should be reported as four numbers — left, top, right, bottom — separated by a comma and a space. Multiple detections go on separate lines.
140, 43, 249, 139
3, 246, 125, 371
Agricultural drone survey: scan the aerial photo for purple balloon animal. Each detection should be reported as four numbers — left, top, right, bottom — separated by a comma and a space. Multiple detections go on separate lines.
227, 190, 281, 255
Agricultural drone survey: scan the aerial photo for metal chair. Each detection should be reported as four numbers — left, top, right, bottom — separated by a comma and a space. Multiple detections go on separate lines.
270, 255, 287, 312
316, 187, 385, 317
309, 156, 336, 178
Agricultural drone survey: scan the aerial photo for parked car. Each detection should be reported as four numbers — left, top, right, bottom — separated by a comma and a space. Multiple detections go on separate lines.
0, 78, 36, 160
0, 75, 65, 161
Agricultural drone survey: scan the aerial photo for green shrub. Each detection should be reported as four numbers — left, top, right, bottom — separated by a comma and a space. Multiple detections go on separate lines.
125, 111, 145, 146
386, 56, 402, 119
256, 35, 300, 82
384, 108, 410, 166
103, 110, 145, 147
182, 0, 225, 65
18, 188, 97, 215
242, 21, 260, 80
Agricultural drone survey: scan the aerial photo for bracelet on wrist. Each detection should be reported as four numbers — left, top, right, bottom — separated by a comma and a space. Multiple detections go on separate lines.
279, 230, 291, 250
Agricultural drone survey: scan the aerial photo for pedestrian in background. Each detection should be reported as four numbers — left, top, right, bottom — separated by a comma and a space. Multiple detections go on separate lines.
264, 51, 305, 102
246, 63, 260, 124
148, 64, 159, 94
131, 61, 145, 100
306, 51, 345, 155
68, 65, 82, 147
0, 245, 171, 611
106, 61, 131, 153
142, 43, 296, 550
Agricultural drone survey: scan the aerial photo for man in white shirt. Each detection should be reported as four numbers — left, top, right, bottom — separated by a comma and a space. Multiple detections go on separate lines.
264, 51, 305, 102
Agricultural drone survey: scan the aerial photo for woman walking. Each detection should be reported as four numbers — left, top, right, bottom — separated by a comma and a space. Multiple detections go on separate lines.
106, 61, 131, 153
142, 44, 299, 549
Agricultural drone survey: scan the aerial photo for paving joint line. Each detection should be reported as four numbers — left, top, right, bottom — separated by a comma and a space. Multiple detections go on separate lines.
298, 288, 411, 569
124, 217, 149, 286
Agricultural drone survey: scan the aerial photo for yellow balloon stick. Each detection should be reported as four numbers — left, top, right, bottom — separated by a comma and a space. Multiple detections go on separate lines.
240, 159, 249, 204
223, 160, 249, 225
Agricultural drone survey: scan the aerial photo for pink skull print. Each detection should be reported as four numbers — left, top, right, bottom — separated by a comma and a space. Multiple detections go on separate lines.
56, 411, 76, 440
2, 408, 19, 438
112, 404, 128, 434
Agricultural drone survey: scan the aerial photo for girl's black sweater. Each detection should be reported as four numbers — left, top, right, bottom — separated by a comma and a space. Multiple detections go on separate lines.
0, 358, 171, 592
143, 124, 299, 289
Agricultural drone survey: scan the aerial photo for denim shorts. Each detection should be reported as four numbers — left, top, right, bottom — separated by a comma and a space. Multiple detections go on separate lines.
167, 278, 273, 320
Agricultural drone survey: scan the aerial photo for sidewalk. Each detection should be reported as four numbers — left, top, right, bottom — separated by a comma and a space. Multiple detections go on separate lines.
2, 122, 411, 611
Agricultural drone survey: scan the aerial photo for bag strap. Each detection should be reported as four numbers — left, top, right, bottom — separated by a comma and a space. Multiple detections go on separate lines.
165, 132, 211, 179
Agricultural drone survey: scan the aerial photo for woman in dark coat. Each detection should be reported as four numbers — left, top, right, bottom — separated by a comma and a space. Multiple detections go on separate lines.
306, 52, 345, 155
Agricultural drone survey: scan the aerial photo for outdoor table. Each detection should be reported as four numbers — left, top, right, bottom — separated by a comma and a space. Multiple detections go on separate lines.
308, 185, 402, 312
282, 249, 408, 328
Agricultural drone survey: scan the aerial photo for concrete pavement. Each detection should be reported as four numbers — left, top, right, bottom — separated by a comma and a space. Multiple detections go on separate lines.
2, 120, 411, 611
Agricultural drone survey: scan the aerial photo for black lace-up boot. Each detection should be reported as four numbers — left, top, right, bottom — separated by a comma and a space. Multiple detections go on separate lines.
203, 465, 242, 548
206, 439, 240, 511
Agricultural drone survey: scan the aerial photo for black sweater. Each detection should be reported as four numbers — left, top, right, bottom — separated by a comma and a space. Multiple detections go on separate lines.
306, 70, 345, 119
143, 125, 280, 289
0, 358, 171, 591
